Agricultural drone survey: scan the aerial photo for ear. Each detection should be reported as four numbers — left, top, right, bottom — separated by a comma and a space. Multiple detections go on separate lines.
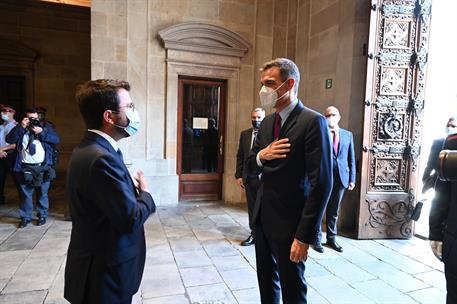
103, 110, 115, 125
287, 78, 295, 91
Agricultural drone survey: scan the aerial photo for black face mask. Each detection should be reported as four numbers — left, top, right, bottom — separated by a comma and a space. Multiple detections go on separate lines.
252, 120, 261, 130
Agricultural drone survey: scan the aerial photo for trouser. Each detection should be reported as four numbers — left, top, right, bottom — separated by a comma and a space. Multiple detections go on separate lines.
244, 176, 260, 233
255, 222, 307, 304
443, 233, 457, 304
0, 156, 18, 204
18, 180, 50, 221
317, 174, 346, 243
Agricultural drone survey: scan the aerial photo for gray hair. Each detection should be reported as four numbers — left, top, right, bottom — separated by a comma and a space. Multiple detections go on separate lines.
260, 58, 300, 94
252, 107, 265, 114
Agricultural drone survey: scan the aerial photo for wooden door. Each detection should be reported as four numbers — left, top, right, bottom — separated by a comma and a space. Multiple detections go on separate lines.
358, 0, 432, 239
177, 77, 226, 201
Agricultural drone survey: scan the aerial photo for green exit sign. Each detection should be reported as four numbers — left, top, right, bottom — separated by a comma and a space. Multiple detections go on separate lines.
325, 79, 332, 89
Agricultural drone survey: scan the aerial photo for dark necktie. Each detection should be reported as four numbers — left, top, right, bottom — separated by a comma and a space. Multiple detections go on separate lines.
28, 134, 36, 155
251, 130, 258, 149
332, 130, 339, 155
273, 113, 282, 140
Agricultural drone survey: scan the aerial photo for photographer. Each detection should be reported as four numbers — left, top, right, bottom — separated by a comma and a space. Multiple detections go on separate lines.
429, 132, 457, 304
6, 108, 60, 228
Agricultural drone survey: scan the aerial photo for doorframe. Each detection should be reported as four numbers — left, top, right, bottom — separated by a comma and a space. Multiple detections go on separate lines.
177, 76, 227, 201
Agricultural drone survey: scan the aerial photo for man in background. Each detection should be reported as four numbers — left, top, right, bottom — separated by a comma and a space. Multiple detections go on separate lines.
314, 106, 356, 253
0, 105, 17, 205
6, 108, 60, 228
235, 107, 265, 246
429, 130, 457, 304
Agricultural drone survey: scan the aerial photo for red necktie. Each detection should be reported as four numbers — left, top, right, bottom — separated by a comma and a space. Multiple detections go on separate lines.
332, 130, 339, 155
274, 113, 282, 139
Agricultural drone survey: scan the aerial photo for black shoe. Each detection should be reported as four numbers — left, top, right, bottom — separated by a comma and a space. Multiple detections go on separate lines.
326, 239, 343, 252
18, 219, 31, 228
37, 217, 47, 226
312, 243, 324, 253
241, 234, 255, 246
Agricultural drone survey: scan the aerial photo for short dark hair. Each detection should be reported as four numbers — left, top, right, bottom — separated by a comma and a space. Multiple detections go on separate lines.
24, 108, 37, 116
260, 58, 300, 94
76, 79, 130, 129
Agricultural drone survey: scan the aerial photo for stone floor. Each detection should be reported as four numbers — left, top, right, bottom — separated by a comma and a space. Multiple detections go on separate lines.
0, 182, 447, 303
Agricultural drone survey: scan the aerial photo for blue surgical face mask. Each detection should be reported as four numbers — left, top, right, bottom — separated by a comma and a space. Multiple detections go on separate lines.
1, 114, 9, 121
113, 108, 141, 136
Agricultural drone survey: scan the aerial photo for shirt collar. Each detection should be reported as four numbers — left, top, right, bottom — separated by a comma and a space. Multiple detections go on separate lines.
277, 98, 298, 124
88, 129, 119, 151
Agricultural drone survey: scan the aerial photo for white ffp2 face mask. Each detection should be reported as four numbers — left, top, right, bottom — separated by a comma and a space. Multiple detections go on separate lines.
258, 80, 288, 108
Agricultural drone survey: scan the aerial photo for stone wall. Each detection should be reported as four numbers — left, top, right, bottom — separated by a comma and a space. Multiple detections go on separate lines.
0, 0, 90, 172
91, 0, 369, 212
91, 0, 259, 204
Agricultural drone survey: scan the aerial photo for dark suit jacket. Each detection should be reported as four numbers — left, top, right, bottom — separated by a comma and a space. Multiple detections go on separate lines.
247, 101, 333, 243
235, 128, 254, 183
422, 138, 445, 182
429, 134, 457, 244
64, 131, 156, 304
333, 128, 356, 188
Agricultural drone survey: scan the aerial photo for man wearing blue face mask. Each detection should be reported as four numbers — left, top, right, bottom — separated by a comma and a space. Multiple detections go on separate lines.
64, 79, 155, 304
247, 58, 332, 303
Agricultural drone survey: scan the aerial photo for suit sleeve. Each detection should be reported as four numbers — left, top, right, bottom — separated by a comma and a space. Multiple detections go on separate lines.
295, 115, 333, 244
422, 139, 442, 182
348, 132, 356, 184
90, 154, 155, 234
38, 124, 60, 145
235, 132, 244, 179
429, 137, 453, 241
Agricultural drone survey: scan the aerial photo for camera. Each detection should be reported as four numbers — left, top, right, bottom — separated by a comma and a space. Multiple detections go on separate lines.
29, 118, 41, 127
438, 150, 457, 182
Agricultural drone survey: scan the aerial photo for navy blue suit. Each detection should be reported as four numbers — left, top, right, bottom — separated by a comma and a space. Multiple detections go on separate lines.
429, 133, 457, 304
318, 128, 356, 242
64, 131, 156, 304
247, 101, 332, 303
235, 127, 260, 232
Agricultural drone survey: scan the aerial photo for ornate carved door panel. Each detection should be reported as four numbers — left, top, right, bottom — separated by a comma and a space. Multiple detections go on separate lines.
358, 0, 432, 239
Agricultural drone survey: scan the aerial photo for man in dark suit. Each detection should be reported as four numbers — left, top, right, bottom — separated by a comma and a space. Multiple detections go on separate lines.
64, 79, 156, 304
429, 131, 457, 304
422, 117, 457, 193
314, 106, 356, 253
247, 58, 332, 303
235, 107, 265, 246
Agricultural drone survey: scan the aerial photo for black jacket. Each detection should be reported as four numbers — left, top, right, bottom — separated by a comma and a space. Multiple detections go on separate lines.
247, 101, 333, 244
64, 131, 155, 304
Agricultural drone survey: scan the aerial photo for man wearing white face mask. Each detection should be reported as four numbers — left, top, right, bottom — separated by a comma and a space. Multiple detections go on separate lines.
65, 79, 155, 304
246, 58, 332, 303
422, 116, 457, 193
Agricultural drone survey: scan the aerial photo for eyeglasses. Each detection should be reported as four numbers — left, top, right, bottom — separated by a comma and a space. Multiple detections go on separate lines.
118, 103, 135, 111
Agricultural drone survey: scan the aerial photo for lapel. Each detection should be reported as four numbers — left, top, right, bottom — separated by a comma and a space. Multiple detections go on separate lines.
279, 100, 304, 137
83, 131, 137, 194
244, 128, 253, 151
